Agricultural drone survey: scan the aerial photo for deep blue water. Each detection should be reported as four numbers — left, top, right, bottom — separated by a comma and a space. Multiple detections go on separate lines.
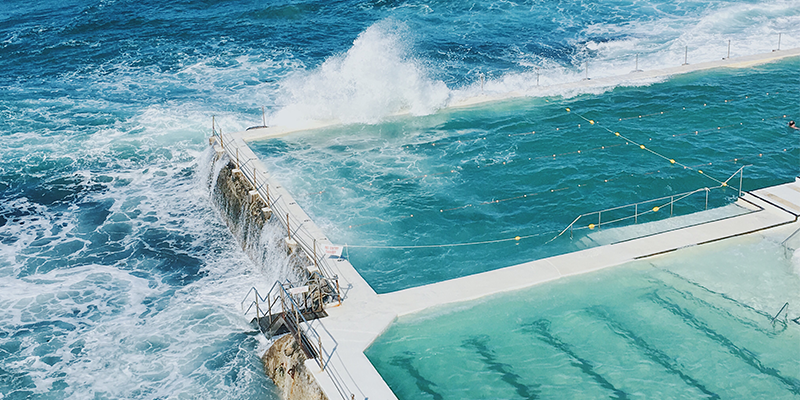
1, 0, 799, 398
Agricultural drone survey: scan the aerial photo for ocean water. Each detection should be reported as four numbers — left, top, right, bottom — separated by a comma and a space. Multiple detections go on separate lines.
1, 0, 799, 398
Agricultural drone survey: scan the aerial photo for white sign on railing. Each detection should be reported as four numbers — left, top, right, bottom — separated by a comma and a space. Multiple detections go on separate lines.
321, 244, 343, 257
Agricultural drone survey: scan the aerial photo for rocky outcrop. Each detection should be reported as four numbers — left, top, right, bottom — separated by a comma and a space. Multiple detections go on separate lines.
212, 160, 271, 248
262, 334, 328, 400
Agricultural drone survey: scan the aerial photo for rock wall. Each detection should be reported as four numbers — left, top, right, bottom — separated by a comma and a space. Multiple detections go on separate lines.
208, 152, 327, 400
262, 334, 329, 400
212, 159, 270, 248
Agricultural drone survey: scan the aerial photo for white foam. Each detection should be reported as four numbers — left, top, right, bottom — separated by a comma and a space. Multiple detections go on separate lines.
270, 20, 450, 126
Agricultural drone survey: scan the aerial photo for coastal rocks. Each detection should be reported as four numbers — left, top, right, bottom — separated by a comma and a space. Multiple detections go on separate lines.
211, 160, 271, 249
262, 334, 328, 400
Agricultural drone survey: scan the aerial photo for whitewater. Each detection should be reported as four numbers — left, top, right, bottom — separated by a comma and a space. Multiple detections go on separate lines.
1, 0, 799, 398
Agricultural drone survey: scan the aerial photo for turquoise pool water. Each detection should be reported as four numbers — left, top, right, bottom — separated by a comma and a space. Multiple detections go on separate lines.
252, 59, 800, 293
365, 227, 800, 399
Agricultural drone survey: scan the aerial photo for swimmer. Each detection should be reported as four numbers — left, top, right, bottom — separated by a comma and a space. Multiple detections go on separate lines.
790, 120, 799, 130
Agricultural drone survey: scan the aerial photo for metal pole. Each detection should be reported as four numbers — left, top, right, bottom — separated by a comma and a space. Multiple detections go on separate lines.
598, 211, 601, 228
634, 204, 638, 224
705, 188, 709, 210
670, 195, 674, 216
479, 73, 485, 91
778, 33, 782, 51
318, 336, 323, 370
683, 46, 688, 65
287, 213, 291, 239
262, 106, 266, 127
726, 40, 731, 59
739, 168, 744, 197
584, 60, 589, 80
212, 115, 216, 135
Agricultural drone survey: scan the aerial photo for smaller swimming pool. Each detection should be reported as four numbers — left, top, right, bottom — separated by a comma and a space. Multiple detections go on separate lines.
365, 225, 800, 399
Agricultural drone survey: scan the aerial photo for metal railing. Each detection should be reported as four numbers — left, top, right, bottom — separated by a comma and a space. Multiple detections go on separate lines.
241, 282, 354, 400
549, 166, 749, 243
514, 31, 798, 84
212, 125, 343, 305
780, 226, 800, 259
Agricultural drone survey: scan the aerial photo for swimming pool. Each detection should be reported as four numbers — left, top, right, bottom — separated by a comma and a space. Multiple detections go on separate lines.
252, 58, 799, 293
365, 226, 800, 399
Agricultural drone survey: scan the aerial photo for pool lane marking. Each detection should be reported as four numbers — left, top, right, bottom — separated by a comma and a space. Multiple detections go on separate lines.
521, 319, 629, 399
651, 268, 788, 335
389, 353, 444, 400
584, 306, 721, 399
462, 335, 542, 399
647, 291, 800, 395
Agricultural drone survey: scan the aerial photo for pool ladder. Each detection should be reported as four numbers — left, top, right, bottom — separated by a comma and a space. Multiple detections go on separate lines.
771, 302, 800, 326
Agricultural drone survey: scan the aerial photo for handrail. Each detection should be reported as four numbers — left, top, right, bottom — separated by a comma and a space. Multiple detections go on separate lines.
547, 185, 718, 243
215, 129, 343, 306
240, 280, 352, 400
547, 165, 749, 244
771, 302, 789, 324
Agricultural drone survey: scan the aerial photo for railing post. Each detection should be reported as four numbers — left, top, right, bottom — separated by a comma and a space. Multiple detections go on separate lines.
287, 213, 291, 239
739, 168, 744, 197
725, 39, 731, 59
336, 278, 341, 306
584, 60, 589, 81
683, 46, 688, 65
598, 211, 602, 228
318, 336, 324, 369
705, 188, 709, 210
634, 204, 638, 224
255, 291, 260, 322
670, 195, 674, 216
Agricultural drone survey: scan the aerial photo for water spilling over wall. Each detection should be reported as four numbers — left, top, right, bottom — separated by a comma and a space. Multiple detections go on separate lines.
208, 152, 305, 285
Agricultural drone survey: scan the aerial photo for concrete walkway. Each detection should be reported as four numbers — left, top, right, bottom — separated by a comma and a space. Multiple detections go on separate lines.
213, 48, 800, 400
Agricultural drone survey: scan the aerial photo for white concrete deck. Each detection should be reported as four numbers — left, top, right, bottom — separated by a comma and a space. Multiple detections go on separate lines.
213, 47, 800, 400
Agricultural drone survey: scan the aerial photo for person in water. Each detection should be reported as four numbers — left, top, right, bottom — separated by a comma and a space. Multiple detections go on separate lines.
790, 120, 799, 130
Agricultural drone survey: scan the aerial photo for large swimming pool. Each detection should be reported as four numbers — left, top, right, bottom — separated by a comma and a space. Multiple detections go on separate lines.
252, 58, 800, 293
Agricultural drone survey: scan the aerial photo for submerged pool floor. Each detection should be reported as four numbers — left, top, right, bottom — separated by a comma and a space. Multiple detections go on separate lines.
365, 229, 800, 399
